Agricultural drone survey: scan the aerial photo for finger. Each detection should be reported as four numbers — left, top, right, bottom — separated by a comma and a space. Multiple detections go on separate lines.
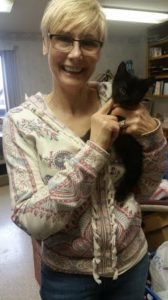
112, 106, 140, 119
103, 114, 118, 120
97, 99, 114, 115
111, 107, 129, 118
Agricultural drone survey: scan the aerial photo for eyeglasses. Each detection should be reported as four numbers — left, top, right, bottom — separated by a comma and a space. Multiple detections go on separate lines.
48, 33, 103, 55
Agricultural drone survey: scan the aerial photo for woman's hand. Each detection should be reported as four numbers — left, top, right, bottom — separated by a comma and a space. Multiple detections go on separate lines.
112, 103, 158, 137
90, 100, 120, 150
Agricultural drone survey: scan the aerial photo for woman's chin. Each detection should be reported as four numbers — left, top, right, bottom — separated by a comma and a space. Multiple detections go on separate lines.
59, 70, 88, 87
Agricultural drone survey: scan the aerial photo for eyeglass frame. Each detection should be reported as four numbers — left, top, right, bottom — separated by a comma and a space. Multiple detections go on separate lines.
47, 33, 103, 54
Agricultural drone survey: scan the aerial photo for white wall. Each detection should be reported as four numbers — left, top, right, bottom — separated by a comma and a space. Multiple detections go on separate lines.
0, 33, 51, 104
16, 38, 51, 98
94, 34, 147, 79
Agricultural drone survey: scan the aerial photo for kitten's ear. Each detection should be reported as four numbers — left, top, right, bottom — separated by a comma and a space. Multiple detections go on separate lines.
116, 61, 127, 75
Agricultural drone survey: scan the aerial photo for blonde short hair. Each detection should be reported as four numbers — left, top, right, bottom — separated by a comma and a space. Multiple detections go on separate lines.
41, 0, 107, 42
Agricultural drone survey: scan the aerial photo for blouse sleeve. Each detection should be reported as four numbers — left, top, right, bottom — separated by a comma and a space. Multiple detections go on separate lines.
134, 122, 168, 201
3, 114, 109, 240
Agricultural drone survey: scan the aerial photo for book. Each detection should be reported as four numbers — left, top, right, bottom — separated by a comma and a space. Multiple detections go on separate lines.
149, 47, 162, 57
154, 81, 161, 95
163, 82, 168, 95
160, 81, 164, 95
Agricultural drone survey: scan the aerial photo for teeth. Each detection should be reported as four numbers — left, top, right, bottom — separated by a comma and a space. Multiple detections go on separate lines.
63, 66, 83, 73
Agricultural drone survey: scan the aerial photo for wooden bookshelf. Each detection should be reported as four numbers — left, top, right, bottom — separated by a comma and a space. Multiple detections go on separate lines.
149, 54, 168, 61
147, 22, 168, 99
146, 94, 168, 100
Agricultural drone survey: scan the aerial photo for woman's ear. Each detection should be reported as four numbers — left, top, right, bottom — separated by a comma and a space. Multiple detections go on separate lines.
42, 38, 48, 55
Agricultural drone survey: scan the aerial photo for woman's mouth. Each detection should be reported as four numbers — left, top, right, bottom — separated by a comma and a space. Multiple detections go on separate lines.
62, 65, 84, 74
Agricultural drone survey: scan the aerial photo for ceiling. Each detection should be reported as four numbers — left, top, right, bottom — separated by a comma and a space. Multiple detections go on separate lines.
100, 0, 168, 12
0, 0, 167, 35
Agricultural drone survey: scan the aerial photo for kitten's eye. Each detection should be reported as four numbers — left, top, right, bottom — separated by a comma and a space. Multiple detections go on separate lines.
119, 87, 126, 95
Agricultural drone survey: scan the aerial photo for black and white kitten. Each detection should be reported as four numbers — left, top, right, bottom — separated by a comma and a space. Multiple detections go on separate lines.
112, 61, 154, 202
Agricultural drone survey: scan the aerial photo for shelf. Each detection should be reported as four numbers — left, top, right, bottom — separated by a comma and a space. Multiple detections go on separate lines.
149, 54, 168, 61
149, 74, 168, 80
149, 39, 168, 47
146, 94, 168, 100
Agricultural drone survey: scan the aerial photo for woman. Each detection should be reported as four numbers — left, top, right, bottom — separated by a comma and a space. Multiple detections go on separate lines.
3, 0, 167, 299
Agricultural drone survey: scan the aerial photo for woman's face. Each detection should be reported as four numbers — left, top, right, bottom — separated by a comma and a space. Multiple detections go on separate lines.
44, 25, 102, 91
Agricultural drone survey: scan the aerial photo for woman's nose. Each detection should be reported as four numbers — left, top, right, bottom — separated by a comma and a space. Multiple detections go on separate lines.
68, 41, 83, 58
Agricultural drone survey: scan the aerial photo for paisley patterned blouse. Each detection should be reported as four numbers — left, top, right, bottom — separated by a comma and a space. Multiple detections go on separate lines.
2, 82, 167, 283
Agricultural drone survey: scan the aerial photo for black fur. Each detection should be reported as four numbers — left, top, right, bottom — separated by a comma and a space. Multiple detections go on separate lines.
112, 61, 154, 202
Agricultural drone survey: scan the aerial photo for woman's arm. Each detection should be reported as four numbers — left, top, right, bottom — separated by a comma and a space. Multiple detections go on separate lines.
135, 124, 168, 201
3, 114, 109, 240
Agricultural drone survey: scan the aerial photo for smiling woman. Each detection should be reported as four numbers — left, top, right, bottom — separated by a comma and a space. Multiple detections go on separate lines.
2, 1, 168, 300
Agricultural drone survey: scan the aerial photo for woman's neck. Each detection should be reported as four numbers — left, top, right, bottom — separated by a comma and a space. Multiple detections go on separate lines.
46, 83, 91, 116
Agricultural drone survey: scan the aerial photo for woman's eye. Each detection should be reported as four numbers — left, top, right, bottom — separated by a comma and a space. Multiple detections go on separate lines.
56, 36, 72, 43
82, 40, 98, 48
